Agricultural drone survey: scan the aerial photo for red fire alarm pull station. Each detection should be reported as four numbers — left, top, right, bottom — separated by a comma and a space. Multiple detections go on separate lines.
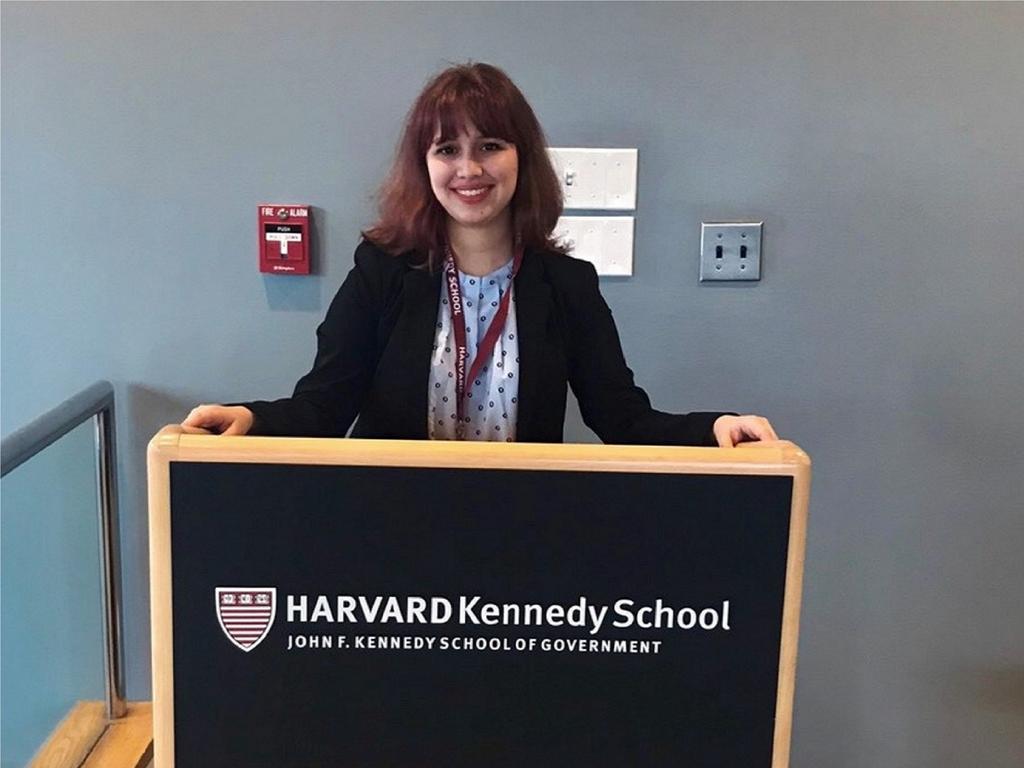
259, 204, 311, 274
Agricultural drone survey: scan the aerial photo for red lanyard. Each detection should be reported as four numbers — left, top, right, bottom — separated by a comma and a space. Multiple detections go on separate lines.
443, 244, 524, 439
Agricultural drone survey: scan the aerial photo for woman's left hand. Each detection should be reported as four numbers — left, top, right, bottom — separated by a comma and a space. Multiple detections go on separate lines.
713, 414, 779, 447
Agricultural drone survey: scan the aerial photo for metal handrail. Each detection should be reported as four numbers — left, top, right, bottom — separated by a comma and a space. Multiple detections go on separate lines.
0, 380, 127, 719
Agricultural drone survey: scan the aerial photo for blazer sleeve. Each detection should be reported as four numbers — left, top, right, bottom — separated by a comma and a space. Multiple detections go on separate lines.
242, 242, 387, 437
563, 259, 726, 446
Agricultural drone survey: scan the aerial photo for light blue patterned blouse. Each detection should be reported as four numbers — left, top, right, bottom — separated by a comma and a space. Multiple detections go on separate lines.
428, 259, 520, 441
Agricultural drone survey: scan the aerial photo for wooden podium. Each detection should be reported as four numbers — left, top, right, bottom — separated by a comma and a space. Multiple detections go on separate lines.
148, 427, 810, 767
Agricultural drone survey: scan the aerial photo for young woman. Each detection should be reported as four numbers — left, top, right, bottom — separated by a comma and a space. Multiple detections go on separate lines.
183, 63, 777, 447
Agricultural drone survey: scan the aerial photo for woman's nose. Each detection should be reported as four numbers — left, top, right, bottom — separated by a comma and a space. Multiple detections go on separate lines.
456, 153, 483, 177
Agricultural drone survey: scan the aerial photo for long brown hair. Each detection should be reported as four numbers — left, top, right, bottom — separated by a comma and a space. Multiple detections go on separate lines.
363, 62, 567, 268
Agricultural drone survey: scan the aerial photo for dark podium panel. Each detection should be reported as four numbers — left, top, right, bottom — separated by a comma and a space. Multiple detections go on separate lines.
149, 433, 810, 768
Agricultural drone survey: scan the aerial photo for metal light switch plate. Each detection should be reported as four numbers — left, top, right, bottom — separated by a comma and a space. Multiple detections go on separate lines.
699, 222, 763, 282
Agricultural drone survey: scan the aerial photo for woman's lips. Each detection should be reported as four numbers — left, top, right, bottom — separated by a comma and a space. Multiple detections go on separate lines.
451, 186, 493, 205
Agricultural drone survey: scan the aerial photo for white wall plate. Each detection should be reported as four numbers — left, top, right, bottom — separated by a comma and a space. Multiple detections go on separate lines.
548, 148, 638, 210
554, 216, 635, 276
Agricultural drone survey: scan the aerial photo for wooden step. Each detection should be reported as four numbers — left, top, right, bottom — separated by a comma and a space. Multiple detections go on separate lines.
29, 701, 153, 768
82, 703, 152, 768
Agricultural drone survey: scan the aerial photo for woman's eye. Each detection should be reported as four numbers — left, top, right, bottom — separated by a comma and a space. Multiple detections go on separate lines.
482, 142, 504, 151
435, 145, 456, 156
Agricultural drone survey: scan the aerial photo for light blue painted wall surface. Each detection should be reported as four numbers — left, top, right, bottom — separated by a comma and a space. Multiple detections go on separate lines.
0, 421, 105, 766
2, 3, 1022, 765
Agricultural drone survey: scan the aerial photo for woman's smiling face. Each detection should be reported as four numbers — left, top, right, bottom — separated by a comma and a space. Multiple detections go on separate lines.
426, 123, 519, 234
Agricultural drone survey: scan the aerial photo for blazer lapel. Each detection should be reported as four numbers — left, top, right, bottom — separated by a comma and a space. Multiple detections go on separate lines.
513, 249, 551, 441
394, 267, 442, 438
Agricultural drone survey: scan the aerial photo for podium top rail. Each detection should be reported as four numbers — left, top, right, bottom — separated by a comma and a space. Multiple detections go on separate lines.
149, 426, 809, 478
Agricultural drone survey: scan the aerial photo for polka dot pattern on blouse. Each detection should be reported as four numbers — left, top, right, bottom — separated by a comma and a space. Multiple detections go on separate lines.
428, 260, 520, 441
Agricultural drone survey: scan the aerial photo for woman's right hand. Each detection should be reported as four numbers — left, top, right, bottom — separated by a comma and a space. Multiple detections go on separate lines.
181, 405, 254, 435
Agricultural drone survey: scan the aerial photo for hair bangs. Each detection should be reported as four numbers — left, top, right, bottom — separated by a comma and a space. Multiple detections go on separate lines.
428, 83, 519, 147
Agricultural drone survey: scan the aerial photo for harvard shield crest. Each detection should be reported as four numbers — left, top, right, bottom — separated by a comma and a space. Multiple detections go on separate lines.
216, 587, 277, 652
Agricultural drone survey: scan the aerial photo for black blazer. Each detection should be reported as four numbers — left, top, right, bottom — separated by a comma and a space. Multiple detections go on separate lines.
245, 240, 725, 445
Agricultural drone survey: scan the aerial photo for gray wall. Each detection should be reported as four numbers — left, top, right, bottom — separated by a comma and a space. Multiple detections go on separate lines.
2, 2, 1022, 765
